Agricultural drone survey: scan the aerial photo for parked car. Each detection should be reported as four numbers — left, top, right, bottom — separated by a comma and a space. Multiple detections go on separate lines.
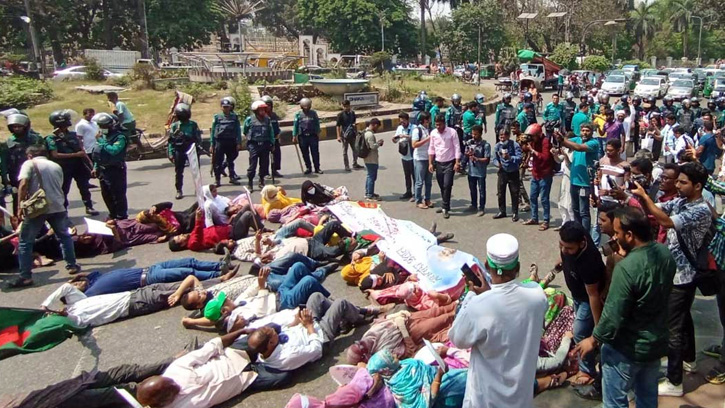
601, 74, 629, 96
52, 65, 123, 81
666, 79, 696, 101
711, 79, 725, 99
635, 76, 668, 99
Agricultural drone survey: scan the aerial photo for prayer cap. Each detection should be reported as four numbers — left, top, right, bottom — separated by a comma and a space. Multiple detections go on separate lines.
204, 291, 227, 321
486, 233, 520, 275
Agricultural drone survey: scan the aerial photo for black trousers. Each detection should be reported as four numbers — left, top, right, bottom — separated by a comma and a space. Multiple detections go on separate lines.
172, 149, 188, 191
214, 140, 239, 180
497, 169, 520, 215
247, 141, 272, 180
717, 277, 725, 366
229, 204, 263, 240
402, 159, 414, 195
307, 220, 351, 260
435, 160, 455, 211
99, 165, 128, 220
667, 283, 697, 385
61, 159, 93, 209
298, 134, 320, 171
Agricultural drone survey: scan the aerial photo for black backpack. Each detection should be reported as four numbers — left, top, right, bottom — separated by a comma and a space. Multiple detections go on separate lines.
355, 130, 371, 158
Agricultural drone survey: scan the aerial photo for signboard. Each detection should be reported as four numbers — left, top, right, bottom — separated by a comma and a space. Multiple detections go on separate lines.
186, 144, 205, 209
344, 92, 379, 108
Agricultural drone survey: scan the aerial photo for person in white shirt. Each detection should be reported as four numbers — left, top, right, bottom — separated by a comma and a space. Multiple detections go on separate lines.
412, 112, 434, 208
671, 125, 694, 164
393, 112, 414, 200
75, 108, 99, 154
661, 114, 678, 163
449, 233, 548, 408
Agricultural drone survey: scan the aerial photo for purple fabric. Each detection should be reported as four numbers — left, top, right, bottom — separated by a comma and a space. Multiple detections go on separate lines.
603, 120, 624, 142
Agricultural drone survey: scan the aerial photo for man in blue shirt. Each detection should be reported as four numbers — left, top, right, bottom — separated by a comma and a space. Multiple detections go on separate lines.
695, 121, 721, 175
557, 124, 600, 231
571, 103, 590, 137
492, 128, 523, 221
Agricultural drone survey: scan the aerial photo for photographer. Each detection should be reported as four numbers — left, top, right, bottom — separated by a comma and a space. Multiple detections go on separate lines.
591, 139, 630, 246
463, 125, 490, 216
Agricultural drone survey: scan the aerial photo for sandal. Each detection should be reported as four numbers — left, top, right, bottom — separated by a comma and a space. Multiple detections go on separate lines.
539, 222, 550, 231
529, 264, 540, 282
5, 278, 33, 289
570, 371, 595, 386
522, 219, 538, 225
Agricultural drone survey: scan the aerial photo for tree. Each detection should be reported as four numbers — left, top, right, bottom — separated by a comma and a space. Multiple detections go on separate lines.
440, 0, 505, 64
253, 0, 301, 39
549, 43, 579, 70
668, 0, 696, 58
215, 0, 264, 51
146, 0, 223, 51
630, 0, 658, 60
581, 55, 610, 72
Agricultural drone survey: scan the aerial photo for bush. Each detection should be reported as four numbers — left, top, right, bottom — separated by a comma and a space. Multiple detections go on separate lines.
370, 51, 392, 74
377, 72, 410, 103
549, 43, 579, 70
80, 57, 105, 81
180, 82, 214, 102
107, 75, 132, 87
229, 76, 253, 118
581, 55, 611, 72
0, 76, 54, 110
620, 59, 651, 69
130, 63, 156, 89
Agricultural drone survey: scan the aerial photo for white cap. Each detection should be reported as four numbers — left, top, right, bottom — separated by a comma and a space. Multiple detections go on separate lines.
251, 101, 268, 111
486, 233, 519, 275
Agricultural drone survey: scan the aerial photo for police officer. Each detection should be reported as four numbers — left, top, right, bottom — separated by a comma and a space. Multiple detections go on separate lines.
717, 97, 725, 128
561, 92, 577, 132
494, 93, 515, 134
446, 93, 465, 154
676, 99, 695, 135
690, 97, 702, 119
593, 92, 610, 115
261, 95, 283, 178
410, 96, 427, 127
91, 113, 128, 220
517, 103, 537, 130
517, 92, 532, 114
1, 113, 44, 213
292, 98, 322, 175
211, 96, 242, 186
543, 94, 563, 125
168, 103, 201, 199
46, 110, 98, 215
474, 93, 488, 134
243, 101, 275, 191
660, 95, 677, 117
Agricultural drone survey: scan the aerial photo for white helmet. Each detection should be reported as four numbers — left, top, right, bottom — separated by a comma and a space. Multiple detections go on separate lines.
221, 96, 236, 108
6, 113, 30, 128
299, 98, 312, 108
451, 93, 462, 102
91, 112, 117, 129
251, 101, 268, 111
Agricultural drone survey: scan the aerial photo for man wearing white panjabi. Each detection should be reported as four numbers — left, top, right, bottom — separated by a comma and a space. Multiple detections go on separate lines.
448, 233, 547, 408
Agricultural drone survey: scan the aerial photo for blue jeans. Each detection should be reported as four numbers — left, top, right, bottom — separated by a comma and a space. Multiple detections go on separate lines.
18, 211, 77, 280
592, 209, 602, 247
574, 299, 597, 376
414, 160, 432, 203
467, 175, 486, 210
601, 344, 659, 408
570, 184, 592, 232
265, 252, 318, 276
266, 257, 326, 292
277, 262, 330, 310
365, 163, 378, 197
530, 176, 553, 222
146, 258, 223, 285
597, 138, 606, 158
274, 219, 314, 241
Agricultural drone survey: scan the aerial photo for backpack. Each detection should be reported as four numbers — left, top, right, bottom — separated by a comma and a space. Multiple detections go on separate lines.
355, 130, 371, 159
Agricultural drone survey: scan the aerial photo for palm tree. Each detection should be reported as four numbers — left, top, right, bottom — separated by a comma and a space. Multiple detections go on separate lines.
668, 0, 696, 58
214, 0, 265, 51
630, 1, 658, 60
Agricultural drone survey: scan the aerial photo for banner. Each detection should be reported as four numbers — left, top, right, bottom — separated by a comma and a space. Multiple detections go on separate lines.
328, 202, 483, 291
186, 144, 205, 209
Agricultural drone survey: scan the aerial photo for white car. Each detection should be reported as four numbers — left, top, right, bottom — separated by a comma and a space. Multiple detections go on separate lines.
711, 79, 725, 99
601, 75, 628, 96
52, 66, 123, 81
634, 77, 668, 99
666, 79, 696, 101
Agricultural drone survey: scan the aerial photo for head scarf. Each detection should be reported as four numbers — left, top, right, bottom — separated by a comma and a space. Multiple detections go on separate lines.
367, 349, 400, 378
300, 180, 334, 206
202, 184, 231, 222
261, 185, 280, 203
347, 337, 375, 365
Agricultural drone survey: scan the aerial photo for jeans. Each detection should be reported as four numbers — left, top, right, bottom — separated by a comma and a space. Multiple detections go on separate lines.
146, 258, 223, 285
306, 292, 365, 341
496, 169, 520, 215
229, 204, 263, 240
401, 159, 414, 195
574, 299, 597, 376
99, 165, 128, 219
213, 140, 239, 179
18, 211, 77, 280
266, 260, 327, 292
570, 184, 592, 232
518, 167, 530, 206
298, 135, 320, 171
435, 160, 455, 211
467, 175, 486, 210
667, 283, 697, 385
274, 219, 315, 241
307, 221, 351, 261
414, 160, 432, 203
61, 159, 93, 209
530, 176, 553, 223
592, 209, 602, 247
246, 141, 272, 180
276, 263, 330, 310
601, 344, 659, 408
342, 136, 358, 169
263, 252, 319, 277
365, 163, 378, 197
717, 278, 725, 365
596, 137, 606, 158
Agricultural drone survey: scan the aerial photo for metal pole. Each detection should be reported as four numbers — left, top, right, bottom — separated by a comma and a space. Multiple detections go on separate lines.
477, 25, 481, 86
23, 0, 42, 76
692, 16, 702, 66
138, 0, 150, 59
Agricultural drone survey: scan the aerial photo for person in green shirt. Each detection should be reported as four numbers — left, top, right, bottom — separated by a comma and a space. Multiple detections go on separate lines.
516, 103, 536, 131
1, 112, 44, 213
557, 74, 564, 97
429, 96, 444, 123
543, 94, 563, 124
574, 207, 675, 408
242, 101, 276, 191
168, 103, 202, 199
107, 92, 135, 138
571, 103, 590, 137
91, 112, 129, 220
292, 98, 322, 175
462, 101, 482, 137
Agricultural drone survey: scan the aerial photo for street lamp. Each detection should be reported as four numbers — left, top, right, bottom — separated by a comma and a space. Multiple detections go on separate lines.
579, 18, 627, 55
378, 11, 387, 52
691, 15, 703, 66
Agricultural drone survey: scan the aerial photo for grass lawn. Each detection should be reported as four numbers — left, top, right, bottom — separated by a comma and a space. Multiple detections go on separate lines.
371, 75, 496, 102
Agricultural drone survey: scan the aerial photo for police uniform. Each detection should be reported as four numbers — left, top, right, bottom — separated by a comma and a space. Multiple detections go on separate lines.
93, 128, 128, 219
293, 109, 322, 172
46, 130, 94, 209
269, 111, 282, 175
446, 103, 465, 153
561, 100, 577, 132
543, 102, 563, 123
494, 103, 515, 134
168, 120, 201, 192
676, 108, 695, 134
0, 130, 43, 213
211, 112, 242, 182
243, 114, 275, 185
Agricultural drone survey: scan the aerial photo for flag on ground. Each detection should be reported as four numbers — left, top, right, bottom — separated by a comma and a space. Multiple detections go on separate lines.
0, 307, 86, 360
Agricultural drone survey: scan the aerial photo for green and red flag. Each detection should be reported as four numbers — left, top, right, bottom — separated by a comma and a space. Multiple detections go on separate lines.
0, 307, 87, 360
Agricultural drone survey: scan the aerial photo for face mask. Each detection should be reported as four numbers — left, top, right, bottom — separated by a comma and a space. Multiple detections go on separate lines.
101, 128, 109, 135
307, 187, 315, 195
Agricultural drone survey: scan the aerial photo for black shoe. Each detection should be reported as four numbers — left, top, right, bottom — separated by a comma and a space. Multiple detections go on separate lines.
437, 232, 454, 243
344, 167, 352, 172
572, 384, 602, 401
443, 210, 450, 219
247, 181, 254, 192
493, 212, 507, 219
353, 163, 364, 170
512, 214, 519, 222
258, 178, 265, 190
230, 174, 241, 181
315, 169, 324, 174
220, 170, 228, 177
85, 207, 99, 216
400, 193, 413, 200
272, 172, 283, 178
229, 178, 241, 185
304, 169, 312, 175
175, 191, 183, 200
435, 208, 443, 214
215, 179, 221, 187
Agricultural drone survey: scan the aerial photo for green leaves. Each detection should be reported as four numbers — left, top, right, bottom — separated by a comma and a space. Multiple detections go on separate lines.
441, 0, 506, 64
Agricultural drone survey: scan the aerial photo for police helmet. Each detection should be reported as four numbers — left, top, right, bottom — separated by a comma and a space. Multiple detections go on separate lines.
92, 112, 117, 129
565, 92, 574, 100
260, 95, 274, 107
299, 98, 312, 108
49, 109, 73, 128
718, 97, 725, 106
663, 96, 673, 104
413, 97, 426, 110
647, 96, 656, 105
523, 92, 532, 102
251, 101, 268, 112
682, 99, 690, 107
503, 93, 512, 102
475, 93, 485, 104
174, 103, 191, 121
451, 93, 462, 103
418, 90, 428, 100
221, 96, 236, 108
7, 113, 30, 128
690, 97, 699, 105
632, 95, 642, 103
620, 95, 629, 103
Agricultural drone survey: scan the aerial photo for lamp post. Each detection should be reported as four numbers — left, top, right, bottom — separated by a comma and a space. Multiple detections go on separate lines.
691, 15, 703, 66
604, 20, 621, 65
477, 24, 481, 86
378, 11, 387, 52
579, 18, 627, 55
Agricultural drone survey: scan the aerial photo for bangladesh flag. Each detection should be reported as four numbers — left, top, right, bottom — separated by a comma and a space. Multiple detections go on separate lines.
0, 307, 87, 360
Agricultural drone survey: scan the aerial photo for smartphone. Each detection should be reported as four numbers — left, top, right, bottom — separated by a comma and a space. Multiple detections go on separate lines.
461, 264, 483, 288
298, 304, 307, 310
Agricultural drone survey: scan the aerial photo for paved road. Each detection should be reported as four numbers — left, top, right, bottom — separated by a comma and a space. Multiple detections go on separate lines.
0, 91, 722, 408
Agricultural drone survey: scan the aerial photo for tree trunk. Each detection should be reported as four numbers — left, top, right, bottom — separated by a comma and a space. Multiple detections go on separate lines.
103, 0, 113, 48
50, 40, 64, 67
682, 22, 688, 58
137, 0, 150, 58
420, 0, 426, 59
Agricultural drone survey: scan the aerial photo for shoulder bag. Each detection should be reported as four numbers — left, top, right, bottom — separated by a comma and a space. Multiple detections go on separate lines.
20, 159, 49, 219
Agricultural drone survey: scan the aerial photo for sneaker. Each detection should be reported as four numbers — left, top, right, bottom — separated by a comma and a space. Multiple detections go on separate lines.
443, 210, 450, 219
477, 210, 485, 217
315, 169, 324, 174
436, 208, 443, 214
85, 207, 99, 216
230, 174, 242, 182
344, 167, 352, 172
703, 345, 722, 359
175, 191, 183, 200
657, 378, 683, 397
304, 169, 312, 175
683, 360, 697, 373
66, 264, 82, 275
705, 364, 725, 385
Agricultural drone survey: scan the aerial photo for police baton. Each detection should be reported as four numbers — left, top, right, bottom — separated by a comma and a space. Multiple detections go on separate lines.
293, 139, 304, 173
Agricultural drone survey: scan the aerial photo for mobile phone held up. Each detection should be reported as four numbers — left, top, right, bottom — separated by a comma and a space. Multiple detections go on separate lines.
461, 264, 483, 288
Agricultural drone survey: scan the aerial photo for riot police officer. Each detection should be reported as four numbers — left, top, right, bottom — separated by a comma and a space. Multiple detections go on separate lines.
46, 110, 98, 215
261, 95, 283, 178
91, 113, 128, 220
1, 113, 43, 213
690, 97, 702, 119
410, 96, 427, 127
660, 96, 677, 117
494, 93, 515, 134
168, 103, 201, 199
676, 99, 695, 134
561, 92, 577, 132
446, 93, 465, 154
474, 93, 488, 134
292, 98, 322, 175
211, 97, 242, 186
517, 91, 533, 114
243, 101, 275, 191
